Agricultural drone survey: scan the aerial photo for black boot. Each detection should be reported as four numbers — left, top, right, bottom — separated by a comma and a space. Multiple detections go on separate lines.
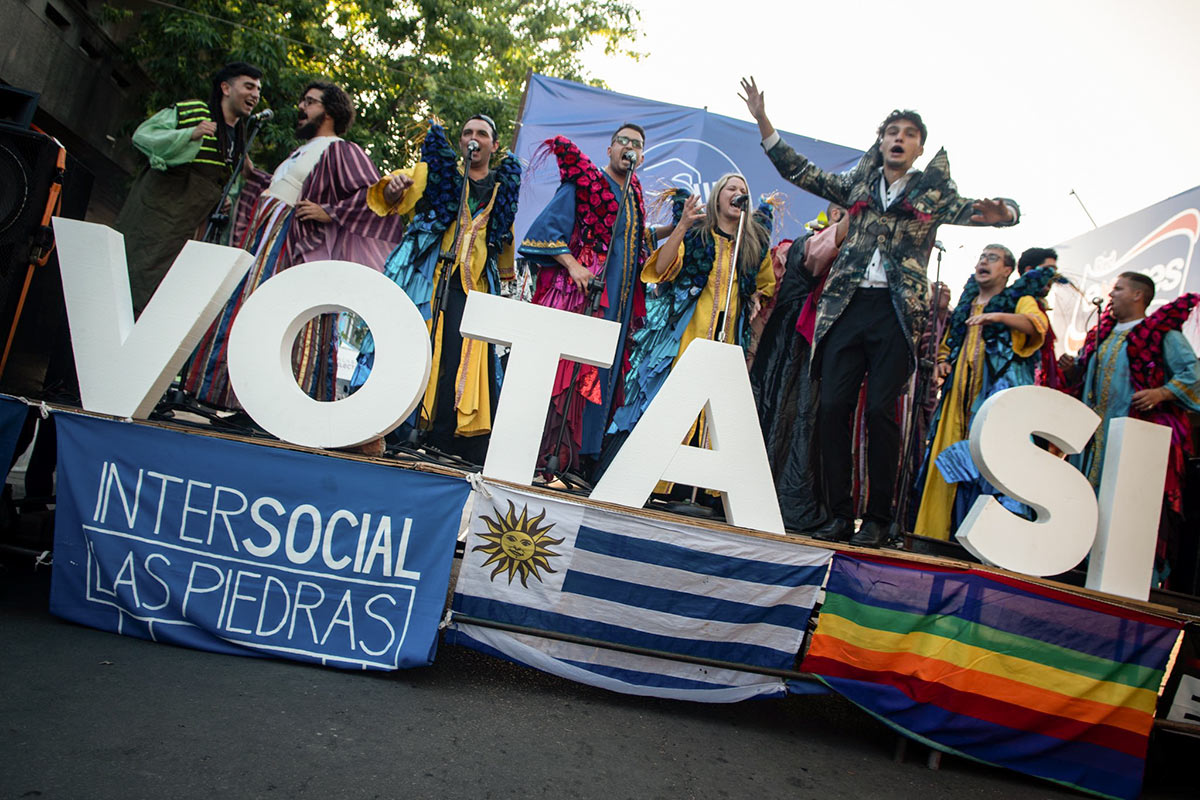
850, 520, 889, 548
809, 517, 853, 543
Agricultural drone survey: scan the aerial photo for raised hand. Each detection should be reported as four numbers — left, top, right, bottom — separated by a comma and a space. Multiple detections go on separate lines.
383, 172, 414, 206
679, 194, 704, 230
969, 198, 1016, 225
738, 76, 765, 121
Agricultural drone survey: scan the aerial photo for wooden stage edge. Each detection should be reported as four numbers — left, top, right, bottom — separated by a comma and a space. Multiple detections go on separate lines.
43, 403, 1200, 625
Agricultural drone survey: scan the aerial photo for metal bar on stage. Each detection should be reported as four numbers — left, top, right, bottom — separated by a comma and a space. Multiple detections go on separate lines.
449, 612, 823, 684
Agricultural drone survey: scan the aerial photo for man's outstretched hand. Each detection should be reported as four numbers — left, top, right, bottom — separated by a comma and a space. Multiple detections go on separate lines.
739, 76, 776, 141
970, 198, 1016, 225
739, 76, 765, 121
383, 172, 414, 206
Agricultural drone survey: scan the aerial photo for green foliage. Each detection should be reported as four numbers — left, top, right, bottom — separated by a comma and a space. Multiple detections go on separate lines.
119, 0, 641, 169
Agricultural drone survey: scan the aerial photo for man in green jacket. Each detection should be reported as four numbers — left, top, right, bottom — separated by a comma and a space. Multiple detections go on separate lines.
113, 62, 262, 316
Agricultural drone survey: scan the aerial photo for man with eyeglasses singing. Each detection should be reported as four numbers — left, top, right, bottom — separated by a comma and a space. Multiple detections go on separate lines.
912, 245, 1056, 542
519, 123, 651, 484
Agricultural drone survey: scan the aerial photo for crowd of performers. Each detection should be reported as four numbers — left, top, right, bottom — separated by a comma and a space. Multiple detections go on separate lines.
117, 65, 1200, 587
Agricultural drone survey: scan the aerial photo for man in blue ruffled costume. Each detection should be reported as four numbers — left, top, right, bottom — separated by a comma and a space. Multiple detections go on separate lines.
518, 125, 648, 482
353, 116, 521, 463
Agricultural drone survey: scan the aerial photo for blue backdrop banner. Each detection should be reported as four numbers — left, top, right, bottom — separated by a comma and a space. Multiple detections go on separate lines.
513, 74, 864, 246
50, 414, 471, 671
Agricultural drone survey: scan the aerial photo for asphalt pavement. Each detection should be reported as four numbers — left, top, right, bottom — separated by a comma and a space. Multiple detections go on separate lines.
1, 558, 1193, 800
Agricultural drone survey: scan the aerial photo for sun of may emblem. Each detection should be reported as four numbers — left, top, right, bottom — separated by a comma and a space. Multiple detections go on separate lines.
473, 501, 563, 587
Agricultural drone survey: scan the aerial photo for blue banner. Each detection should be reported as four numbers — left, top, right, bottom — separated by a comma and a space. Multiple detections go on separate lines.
514, 74, 864, 246
50, 414, 471, 671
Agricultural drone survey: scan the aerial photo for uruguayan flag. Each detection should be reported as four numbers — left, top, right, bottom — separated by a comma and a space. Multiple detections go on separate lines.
446, 482, 831, 702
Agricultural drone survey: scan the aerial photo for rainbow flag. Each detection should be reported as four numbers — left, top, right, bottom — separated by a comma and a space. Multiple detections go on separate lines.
802, 554, 1182, 800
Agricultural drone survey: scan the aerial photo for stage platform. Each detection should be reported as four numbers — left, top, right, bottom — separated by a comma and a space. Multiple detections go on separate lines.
4, 399, 1199, 800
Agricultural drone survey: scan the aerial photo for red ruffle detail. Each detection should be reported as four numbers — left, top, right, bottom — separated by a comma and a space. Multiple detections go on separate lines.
540, 136, 643, 262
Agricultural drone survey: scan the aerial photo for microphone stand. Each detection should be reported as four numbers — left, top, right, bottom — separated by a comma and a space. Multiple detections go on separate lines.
203, 114, 267, 244
543, 158, 637, 485
406, 142, 478, 453
685, 200, 748, 509
893, 245, 944, 545
1087, 297, 1104, 405
1055, 275, 1104, 402
715, 201, 749, 345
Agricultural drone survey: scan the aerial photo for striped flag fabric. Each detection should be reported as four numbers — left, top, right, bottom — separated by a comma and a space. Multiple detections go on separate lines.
446, 482, 831, 702
802, 554, 1183, 800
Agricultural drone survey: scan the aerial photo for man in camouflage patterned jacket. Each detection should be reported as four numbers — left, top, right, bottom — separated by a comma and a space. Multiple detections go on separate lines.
739, 77, 1019, 547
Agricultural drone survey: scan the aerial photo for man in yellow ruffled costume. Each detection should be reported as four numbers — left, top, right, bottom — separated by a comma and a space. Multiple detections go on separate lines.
913, 245, 1052, 541
354, 116, 521, 463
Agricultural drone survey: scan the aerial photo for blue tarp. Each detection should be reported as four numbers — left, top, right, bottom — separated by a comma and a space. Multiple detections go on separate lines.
513, 74, 864, 246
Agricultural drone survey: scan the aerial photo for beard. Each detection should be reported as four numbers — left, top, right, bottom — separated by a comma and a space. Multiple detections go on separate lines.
296, 110, 325, 141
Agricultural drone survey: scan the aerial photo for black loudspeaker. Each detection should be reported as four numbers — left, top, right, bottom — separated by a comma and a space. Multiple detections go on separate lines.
0, 125, 63, 279
0, 123, 92, 396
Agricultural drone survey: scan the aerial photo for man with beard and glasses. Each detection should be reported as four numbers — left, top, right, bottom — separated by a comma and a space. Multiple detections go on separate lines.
114, 62, 261, 317
181, 81, 404, 412
740, 76, 1020, 548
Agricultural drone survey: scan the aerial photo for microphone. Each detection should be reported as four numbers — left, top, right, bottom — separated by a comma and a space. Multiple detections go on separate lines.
623, 149, 639, 166
466, 139, 480, 155
250, 108, 274, 124
731, 193, 750, 209
933, 240, 946, 252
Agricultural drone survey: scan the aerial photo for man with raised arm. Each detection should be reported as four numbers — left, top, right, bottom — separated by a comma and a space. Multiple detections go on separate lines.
739, 76, 1019, 547
354, 115, 521, 464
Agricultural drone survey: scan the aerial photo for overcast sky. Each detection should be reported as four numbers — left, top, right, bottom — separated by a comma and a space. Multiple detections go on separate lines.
580, 0, 1200, 294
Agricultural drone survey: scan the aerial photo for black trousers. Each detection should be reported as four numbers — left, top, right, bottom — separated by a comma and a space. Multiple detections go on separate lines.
817, 288, 912, 523
427, 279, 493, 466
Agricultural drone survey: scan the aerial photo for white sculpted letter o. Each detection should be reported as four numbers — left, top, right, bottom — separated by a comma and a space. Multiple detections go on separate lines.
227, 261, 431, 448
